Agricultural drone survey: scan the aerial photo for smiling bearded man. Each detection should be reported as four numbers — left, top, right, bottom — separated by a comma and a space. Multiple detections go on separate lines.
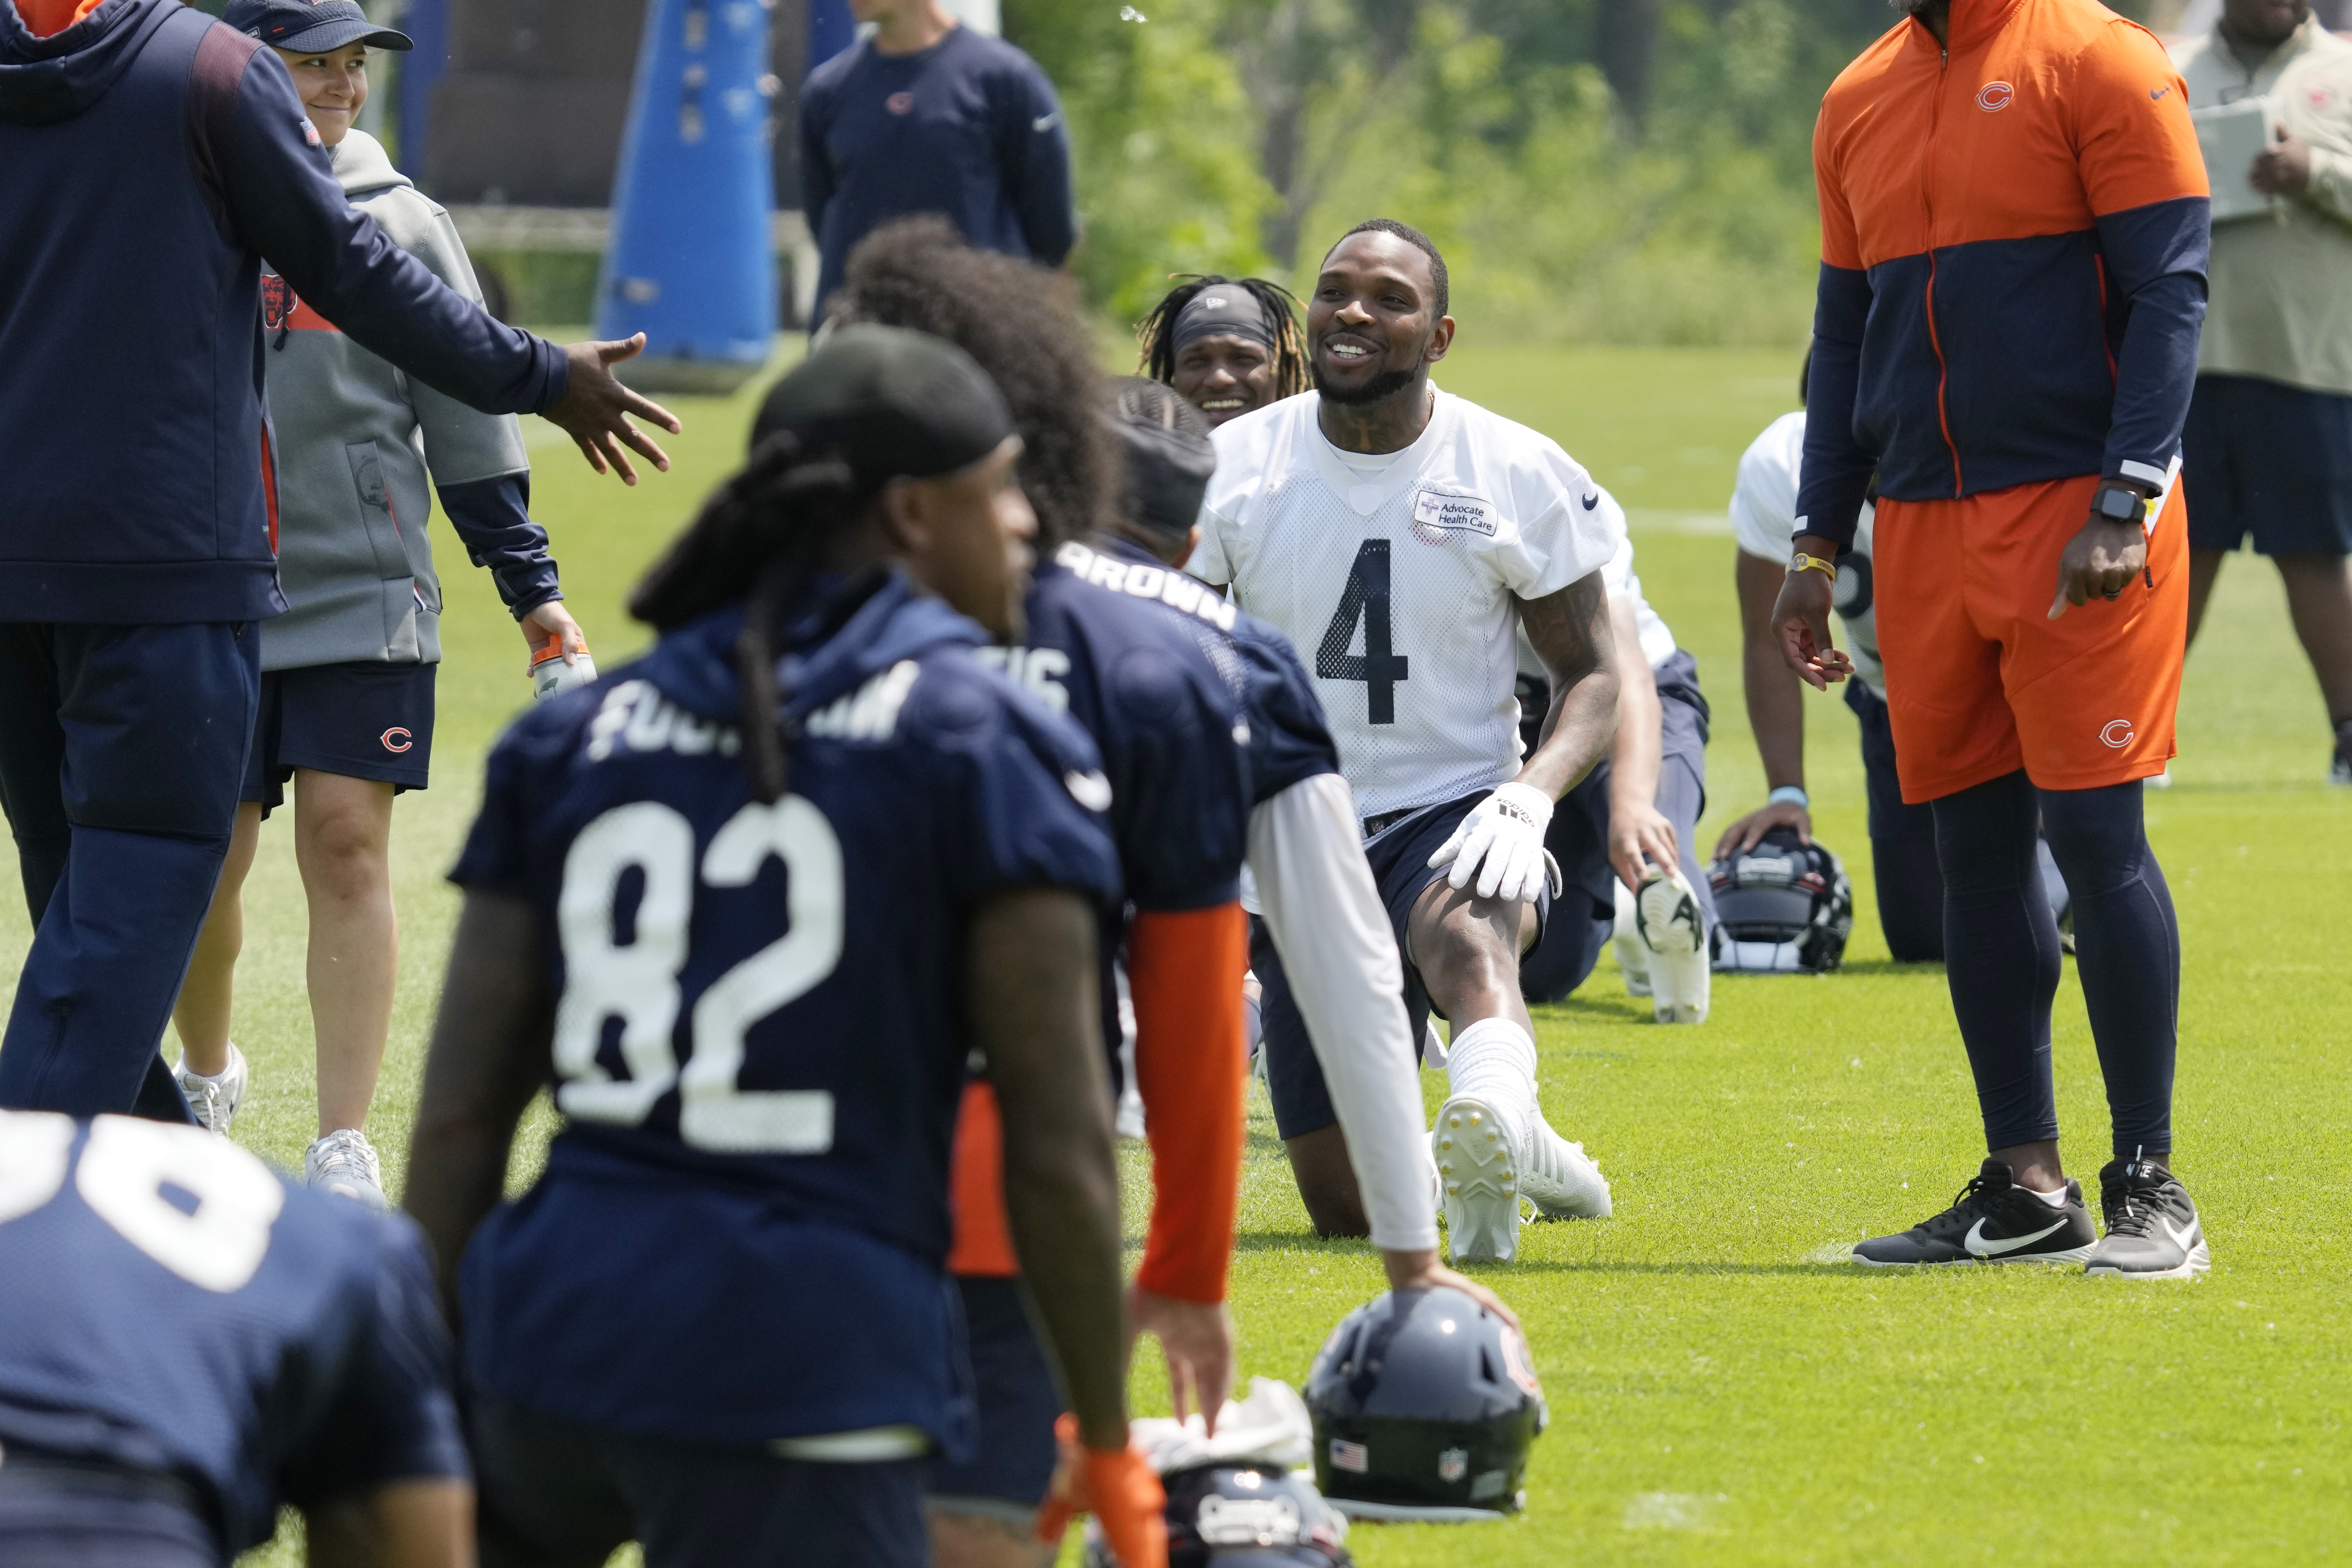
1185, 219, 1627, 1265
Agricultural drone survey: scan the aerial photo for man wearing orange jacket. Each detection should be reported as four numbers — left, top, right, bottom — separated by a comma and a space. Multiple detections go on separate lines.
1777, 0, 2213, 1278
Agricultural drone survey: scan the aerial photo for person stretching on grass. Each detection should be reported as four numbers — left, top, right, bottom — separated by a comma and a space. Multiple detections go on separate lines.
169, 0, 590, 1208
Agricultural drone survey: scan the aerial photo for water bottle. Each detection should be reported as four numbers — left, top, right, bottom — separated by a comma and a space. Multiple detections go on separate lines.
531, 633, 597, 701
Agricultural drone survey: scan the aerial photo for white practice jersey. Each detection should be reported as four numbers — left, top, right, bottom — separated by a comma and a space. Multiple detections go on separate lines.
1516, 527, 1675, 684
1191, 389, 1623, 818
1730, 411, 1883, 698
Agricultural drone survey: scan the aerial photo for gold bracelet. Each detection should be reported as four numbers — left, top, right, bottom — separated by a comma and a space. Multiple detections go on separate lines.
1789, 552, 1837, 578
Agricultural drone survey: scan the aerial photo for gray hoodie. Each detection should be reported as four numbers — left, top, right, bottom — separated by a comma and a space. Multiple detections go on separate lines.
260, 128, 559, 672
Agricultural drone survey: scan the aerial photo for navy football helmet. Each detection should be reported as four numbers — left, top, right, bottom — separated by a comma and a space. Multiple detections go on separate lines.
1707, 826, 1854, 973
1083, 1463, 1351, 1567
1303, 1286, 1545, 1519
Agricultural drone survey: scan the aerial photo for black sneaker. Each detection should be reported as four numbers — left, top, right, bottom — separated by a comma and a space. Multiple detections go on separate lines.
2085, 1157, 2210, 1279
1852, 1159, 2096, 1266
2331, 720, 2352, 786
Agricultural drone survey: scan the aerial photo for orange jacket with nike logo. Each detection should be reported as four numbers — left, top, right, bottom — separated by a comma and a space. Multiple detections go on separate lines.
1797, 0, 2210, 547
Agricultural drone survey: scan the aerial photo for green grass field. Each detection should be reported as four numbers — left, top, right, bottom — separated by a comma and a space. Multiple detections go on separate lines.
4, 342, 2347, 1565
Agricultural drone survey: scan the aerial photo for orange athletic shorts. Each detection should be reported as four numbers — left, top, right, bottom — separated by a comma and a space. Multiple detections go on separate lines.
1872, 473, 2187, 805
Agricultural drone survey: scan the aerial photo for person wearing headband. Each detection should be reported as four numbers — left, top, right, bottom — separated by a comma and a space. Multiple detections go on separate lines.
1136, 276, 1308, 428
404, 326, 1164, 1568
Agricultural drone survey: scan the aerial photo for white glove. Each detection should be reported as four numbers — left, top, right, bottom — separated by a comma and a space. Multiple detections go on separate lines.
1427, 782, 1558, 903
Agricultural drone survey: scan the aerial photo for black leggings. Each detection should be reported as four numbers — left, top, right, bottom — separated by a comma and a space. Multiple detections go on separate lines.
1931, 770, 2180, 1159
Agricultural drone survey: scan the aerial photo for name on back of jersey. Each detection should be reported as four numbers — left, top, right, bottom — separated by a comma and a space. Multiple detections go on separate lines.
585, 663, 923, 766
1055, 540, 1237, 631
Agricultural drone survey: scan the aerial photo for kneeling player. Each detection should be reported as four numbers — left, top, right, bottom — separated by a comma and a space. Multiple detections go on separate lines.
1136, 275, 1309, 429
1191, 220, 1625, 1264
402, 328, 1162, 1568
0, 1112, 470, 1568
1517, 532, 1715, 1023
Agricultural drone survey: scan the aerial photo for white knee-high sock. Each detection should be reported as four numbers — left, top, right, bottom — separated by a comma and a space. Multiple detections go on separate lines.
1445, 1017, 1538, 1144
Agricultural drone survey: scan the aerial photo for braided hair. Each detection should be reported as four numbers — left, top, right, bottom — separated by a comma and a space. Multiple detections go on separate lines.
628, 432, 869, 806
1135, 275, 1309, 399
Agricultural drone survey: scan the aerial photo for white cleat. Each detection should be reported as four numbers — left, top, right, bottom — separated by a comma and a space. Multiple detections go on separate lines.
306, 1128, 387, 1210
1636, 871, 1710, 1025
173, 1044, 248, 1136
1432, 1095, 1521, 1264
1521, 1116, 1613, 1220
1611, 880, 1652, 996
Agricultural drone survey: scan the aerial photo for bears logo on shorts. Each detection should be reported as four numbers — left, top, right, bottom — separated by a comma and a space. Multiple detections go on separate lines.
262, 275, 296, 333
381, 727, 414, 754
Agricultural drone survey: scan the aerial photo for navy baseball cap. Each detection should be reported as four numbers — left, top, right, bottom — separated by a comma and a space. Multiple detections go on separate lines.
224, 0, 414, 53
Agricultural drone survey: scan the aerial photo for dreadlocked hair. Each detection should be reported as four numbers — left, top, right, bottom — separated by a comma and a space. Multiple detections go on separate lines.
1134, 275, 1308, 399
827, 216, 1115, 552
627, 431, 867, 806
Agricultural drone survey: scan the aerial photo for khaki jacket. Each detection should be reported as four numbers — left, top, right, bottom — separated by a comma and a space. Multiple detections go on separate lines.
2175, 17, 2352, 395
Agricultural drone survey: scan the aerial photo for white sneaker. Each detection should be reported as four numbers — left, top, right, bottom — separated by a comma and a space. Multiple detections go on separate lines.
1636, 871, 1710, 1025
306, 1128, 386, 1209
1114, 1083, 1147, 1141
173, 1044, 247, 1136
1520, 1116, 1613, 1219
1611, 880, 1652, 996
1431, 1095, 1521, 1264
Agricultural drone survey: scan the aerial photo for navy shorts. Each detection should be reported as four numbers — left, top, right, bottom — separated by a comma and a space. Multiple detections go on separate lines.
469, 1393, 928, 1568
1519, 651, 1713, 1003
242, 660, 436, 814
2183, 373, 2352, 556
926, 1276, 1059, 1519
1255, 789, 1548, 1140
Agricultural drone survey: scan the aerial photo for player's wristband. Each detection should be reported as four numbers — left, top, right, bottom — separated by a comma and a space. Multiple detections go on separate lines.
1788, 552, 1836, 578
1767, 786, 1809, 809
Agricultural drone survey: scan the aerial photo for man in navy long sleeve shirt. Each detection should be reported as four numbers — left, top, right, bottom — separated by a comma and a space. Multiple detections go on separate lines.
0, 0, 678, 1124
798, 0, 1075, 321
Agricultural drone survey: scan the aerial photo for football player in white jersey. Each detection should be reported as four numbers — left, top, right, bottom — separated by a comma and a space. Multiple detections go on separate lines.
1189, 220, 1624, 1265
1517, 533, 1715, 1024
1716, 354, 2069, 963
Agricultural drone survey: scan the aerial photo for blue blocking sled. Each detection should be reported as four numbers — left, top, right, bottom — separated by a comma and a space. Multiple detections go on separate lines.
596, 0, 778, 391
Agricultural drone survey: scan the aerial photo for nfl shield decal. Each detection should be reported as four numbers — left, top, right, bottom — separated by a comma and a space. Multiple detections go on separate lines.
1437, 1447, 1470, 1483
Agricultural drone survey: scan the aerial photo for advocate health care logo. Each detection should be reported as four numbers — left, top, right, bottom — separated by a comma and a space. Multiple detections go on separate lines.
1977, 80, 2014, 112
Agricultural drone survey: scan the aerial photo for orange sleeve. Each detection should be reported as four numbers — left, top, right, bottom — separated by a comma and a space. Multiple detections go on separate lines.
945, 1079, 1020, 1277
2073, 21, 2209, 215
1127, 903, 1248, 1305
21, 0, 104, 35
1814, 101, 1866, 272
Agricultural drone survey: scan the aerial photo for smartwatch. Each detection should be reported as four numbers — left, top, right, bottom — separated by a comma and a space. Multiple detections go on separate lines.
2093, 482, 2149, 526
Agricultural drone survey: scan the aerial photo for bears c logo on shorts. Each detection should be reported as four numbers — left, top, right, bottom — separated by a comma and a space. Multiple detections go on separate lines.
2099, 719, 2134, 749
381, 727, 414, 754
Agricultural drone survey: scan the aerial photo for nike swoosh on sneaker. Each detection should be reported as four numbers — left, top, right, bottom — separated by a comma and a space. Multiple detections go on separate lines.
1964, 1215, 2066, 1256
2162, 1217, 2199, 1249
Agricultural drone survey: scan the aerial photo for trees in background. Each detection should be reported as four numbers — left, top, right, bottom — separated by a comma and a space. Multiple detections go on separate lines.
1007, 0, 2143, 345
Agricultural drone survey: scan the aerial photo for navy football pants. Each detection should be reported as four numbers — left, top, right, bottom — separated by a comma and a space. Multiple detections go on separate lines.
0, 622, 258, 1121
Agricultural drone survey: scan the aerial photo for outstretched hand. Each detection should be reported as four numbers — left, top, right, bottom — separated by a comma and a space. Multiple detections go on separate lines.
542, 334, 683, 485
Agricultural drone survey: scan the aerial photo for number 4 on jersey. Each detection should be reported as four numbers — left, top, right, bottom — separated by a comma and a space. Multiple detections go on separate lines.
1317, 539, 1410, 723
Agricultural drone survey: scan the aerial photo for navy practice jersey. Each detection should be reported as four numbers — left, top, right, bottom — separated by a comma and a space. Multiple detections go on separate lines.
1222, 603, 1344, 808
448, 572, 1120, 1451
0, 1113, 467, 1558
983, 538, 1255, 1064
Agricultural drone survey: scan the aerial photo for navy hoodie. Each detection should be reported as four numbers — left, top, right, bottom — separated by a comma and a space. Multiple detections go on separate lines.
0, 0, 570, 624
